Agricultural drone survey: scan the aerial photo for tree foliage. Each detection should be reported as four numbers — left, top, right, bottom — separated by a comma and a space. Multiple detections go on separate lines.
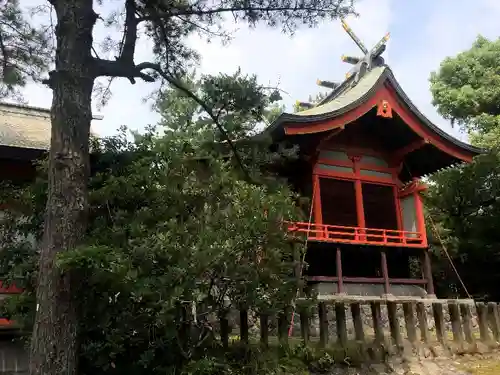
0, 72, 306, 374
427, 36, 500, 300
30, 1, 357, 373
429, 36, 500, 148
154, 69, 282, 140
293, 91, 328, 112
0, 0, 52, 98
425, 151, 500, 300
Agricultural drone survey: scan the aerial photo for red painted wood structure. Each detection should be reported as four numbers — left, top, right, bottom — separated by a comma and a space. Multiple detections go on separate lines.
265, 23, 483, 297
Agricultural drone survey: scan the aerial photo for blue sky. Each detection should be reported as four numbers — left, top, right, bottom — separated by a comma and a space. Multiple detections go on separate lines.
19, 0, 500, 141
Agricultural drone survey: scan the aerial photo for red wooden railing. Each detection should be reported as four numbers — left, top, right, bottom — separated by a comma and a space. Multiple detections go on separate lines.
0, 221, 426, 328
285, 221, 426, 248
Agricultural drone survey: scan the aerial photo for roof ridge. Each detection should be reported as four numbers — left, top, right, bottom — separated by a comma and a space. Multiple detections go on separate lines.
317, 64, 390, 106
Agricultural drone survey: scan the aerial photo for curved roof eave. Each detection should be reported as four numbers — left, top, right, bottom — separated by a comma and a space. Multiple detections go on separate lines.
266, 66, 386, 135
383, 69, 484, 155
264, 66, 485, 156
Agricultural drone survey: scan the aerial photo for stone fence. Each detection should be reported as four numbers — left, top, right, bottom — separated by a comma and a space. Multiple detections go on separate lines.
220, 296, 500, 357
3, 296, 500, 373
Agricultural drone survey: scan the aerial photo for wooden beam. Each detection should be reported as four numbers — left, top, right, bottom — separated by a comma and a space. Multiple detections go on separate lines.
306, 276, 428, 285
391, 138, 429, 165
316, 158, 393, 174
313, 175, 323, 236
393, 184, 403, 231
351, 156, 366, 238
336, 248, 344, 293
398, 180, 428, 198
381, 250, 390, 294
316, 127, 345, 152
413, 189, 428, 247
313, 168, 395, 185
284, 84, 476, 163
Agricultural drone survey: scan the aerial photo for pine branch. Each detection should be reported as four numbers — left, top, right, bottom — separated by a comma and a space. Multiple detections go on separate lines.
136, 62, 253, 182
120, 0, 138, 64
0, 29, 9, 76
137, 4, 346, 21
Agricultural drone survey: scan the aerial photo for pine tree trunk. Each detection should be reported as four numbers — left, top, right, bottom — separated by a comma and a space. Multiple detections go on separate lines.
29, 1, 97, 375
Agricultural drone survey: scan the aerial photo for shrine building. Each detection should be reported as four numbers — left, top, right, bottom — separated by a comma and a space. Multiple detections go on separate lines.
263, 21, 483, 298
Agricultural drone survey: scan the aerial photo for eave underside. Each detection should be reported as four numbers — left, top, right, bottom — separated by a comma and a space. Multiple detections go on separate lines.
279, 115, 473, 183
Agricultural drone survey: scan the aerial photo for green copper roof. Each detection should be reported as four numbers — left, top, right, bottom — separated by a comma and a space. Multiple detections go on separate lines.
294, 66, 386, 117
265, 65, 483, 156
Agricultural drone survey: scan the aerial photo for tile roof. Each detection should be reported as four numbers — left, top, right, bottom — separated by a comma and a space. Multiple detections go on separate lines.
0, 103, 52, 150
0, 102, 102, 150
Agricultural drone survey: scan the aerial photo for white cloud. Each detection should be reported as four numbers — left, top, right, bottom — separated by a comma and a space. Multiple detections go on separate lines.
389, 0, 500, 141
13, 0, 500, 143
16, 0, 391, 137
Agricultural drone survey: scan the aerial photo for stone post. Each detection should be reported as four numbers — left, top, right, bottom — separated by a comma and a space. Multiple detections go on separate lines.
487, 302, 500, 343
460, 303, 474, 344
448, 301, 464, 346
219, 310, 230, 349
240, 309, 249, 344
387, 301, 403, 351
260, 314, 269, 347
476, 302, 491, 344
335, 302, 348, 347
416, 302, 430, 344
403, 302, 418, 345
351, 303, 365, 343
371, 302, 385, 344
299, 309, 310, 345
278, 307, 290, 346
432, 302, 446, 345
318, 302, 328, 347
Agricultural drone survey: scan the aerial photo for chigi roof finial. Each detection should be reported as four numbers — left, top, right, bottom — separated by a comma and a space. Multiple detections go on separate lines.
340, 19, 390, 85
300, 21, 390, 110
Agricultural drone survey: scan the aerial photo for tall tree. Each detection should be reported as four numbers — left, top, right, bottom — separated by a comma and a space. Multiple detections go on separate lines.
0, 0, 52, 98
33, 2, 357, 372
427, 36, 500, 299
0, 71, 302, 375
429, 35, 500, 148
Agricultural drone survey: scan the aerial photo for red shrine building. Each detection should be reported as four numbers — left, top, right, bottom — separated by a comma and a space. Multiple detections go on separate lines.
265, 22, 482, 298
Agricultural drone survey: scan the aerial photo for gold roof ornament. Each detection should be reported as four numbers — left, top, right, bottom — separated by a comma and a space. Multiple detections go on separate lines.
339, 19, 390, 86
313, 20, 390, 107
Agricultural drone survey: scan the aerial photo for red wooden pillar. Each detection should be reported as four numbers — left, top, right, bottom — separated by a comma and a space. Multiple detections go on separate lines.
393, 184, 403, 246
351, 156, 366, 240
336, 247, 344, 294
392, 177, 403, 231
354, 180, 365, 227
413, 182, 427, 246
313, 174, 323, 238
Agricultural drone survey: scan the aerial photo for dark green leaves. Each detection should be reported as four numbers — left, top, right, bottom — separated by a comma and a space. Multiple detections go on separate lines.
429, 36, 500, 147
0, 105, 303, 374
